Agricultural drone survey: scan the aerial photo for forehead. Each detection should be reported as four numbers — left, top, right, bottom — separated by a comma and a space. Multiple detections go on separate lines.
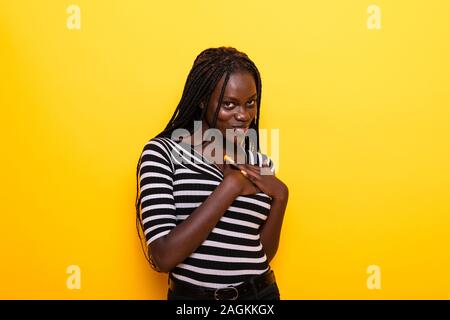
214, 71, 257, 98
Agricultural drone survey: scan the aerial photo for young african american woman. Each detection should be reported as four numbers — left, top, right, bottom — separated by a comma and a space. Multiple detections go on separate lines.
135, 47, 288, 300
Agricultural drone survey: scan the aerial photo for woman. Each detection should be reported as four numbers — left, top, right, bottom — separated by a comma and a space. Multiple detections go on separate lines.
135, 47, 289, 300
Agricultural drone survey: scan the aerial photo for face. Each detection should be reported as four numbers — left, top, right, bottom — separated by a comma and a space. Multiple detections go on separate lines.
201, 71, 258, 146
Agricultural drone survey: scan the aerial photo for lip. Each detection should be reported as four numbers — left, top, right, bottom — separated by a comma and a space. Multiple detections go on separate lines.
232, 125, 250, 129
232, 127, 249, 134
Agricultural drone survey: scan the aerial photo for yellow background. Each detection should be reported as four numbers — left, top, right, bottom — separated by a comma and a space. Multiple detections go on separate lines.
1, 0, 449, 299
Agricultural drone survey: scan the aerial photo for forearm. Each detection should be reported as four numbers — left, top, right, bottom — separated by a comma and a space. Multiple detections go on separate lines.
260, 196, 288, 264
150, 178, 240, 272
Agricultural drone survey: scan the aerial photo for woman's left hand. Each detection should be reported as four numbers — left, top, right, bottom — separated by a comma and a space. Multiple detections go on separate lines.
237, 161, 288, 201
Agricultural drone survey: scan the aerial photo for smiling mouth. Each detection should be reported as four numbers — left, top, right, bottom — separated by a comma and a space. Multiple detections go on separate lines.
233, 127, 249, 135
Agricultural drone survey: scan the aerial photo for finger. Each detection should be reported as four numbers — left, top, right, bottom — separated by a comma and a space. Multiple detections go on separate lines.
232, 163, 259, 175
243, 164, 261, 174
236, 163, 259, 172
241, 169, 265, 191
240, 168, 261, 183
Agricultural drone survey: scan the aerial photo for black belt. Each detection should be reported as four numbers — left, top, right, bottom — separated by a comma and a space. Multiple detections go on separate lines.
169, 270, 276, 300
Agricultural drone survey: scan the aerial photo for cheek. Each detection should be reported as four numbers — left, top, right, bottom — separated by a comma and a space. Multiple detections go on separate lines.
215, 109, 235, 128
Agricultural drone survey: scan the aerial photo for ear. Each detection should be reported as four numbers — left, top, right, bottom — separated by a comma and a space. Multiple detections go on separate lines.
199, 102, 205, 109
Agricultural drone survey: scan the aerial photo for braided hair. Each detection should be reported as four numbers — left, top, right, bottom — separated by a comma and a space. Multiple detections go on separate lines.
135, 47, 263, 271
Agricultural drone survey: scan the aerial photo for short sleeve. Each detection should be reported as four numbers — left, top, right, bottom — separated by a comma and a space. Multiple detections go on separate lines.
138, 138, 177, 245
262, 154, 276, 175
247, 150, 276, 175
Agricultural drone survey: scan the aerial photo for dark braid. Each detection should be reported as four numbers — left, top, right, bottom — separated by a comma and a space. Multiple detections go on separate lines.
135, 47, 263, 270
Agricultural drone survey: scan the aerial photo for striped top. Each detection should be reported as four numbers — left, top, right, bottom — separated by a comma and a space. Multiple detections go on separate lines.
138, 136, 275, 289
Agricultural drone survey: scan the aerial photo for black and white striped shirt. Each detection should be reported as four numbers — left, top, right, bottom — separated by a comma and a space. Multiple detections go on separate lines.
138, 136, 275, 289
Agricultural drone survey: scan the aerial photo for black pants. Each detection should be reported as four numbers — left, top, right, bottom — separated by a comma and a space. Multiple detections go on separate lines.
167, 277, 281, 300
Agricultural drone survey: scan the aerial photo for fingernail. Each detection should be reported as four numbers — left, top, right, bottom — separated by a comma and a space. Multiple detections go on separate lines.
224, 154, 235, 164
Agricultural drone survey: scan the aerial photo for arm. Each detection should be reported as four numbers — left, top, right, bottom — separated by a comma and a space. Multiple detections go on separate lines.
259, 191, 288, 263
149, 176, 241, 272
237, 160, 289, 264
139, 140, 257, 273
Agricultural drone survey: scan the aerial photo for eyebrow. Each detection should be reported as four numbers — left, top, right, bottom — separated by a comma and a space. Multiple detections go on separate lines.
223, 93, 257, 101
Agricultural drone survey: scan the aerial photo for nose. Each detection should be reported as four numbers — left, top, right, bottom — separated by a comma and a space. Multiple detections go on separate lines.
235, 106, 250, 122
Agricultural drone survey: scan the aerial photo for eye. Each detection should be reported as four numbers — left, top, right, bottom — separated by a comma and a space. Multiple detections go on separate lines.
246, 99, 256, 107
223, 101, 235, 109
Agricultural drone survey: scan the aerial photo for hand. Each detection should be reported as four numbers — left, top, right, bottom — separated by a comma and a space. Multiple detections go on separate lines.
222, 163, 261, 195
237, 162, 289, 201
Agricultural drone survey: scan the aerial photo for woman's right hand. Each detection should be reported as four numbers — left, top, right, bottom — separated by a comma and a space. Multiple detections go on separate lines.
222, 164, 261, 195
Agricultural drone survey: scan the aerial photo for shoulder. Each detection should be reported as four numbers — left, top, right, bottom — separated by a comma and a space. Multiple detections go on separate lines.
140, 136, 179, 164
143, 136, 185, 154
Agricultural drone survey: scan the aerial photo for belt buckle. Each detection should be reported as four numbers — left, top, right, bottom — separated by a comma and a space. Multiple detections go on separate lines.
214, 286, 238, 300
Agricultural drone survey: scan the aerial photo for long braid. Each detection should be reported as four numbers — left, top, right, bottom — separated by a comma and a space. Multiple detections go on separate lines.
212, 68, 230, 129
136, 47, 264, 270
